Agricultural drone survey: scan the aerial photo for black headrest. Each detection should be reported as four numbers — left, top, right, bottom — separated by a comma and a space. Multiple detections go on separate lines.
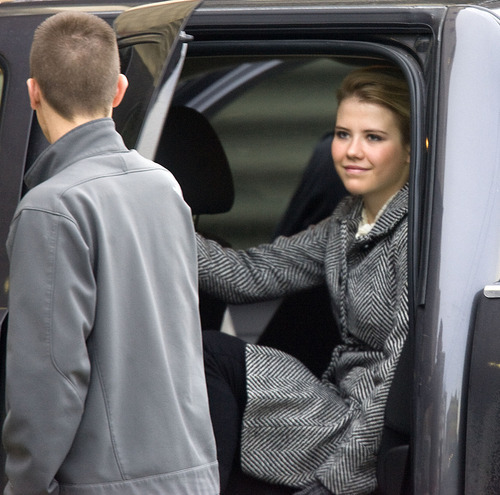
155, 106, 234, 215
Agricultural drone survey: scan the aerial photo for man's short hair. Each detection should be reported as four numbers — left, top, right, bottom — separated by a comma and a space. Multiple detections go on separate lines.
30, 11, 120, 121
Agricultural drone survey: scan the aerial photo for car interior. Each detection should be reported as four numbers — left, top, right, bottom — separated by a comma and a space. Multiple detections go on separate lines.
156, 52, 414, 494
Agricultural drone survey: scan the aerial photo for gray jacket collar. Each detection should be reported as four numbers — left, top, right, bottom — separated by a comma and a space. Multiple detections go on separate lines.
25, 118, 128, 190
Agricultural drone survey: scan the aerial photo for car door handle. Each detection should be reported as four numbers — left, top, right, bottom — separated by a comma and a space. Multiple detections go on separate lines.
484, 281, 500, 298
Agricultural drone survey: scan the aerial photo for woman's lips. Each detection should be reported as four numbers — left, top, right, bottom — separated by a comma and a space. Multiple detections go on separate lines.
343, 165, 368, 175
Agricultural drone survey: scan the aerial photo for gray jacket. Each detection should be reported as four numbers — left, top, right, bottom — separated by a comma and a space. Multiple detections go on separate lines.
3, 119, 219, 495
197, 185, 408, 494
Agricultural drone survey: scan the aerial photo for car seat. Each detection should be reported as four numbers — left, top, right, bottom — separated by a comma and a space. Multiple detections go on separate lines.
156, 105, 234, 217
258, 132, 347, 377
272, 132, 347, 238
155, 105, 235, 330
376, 336, 412, 495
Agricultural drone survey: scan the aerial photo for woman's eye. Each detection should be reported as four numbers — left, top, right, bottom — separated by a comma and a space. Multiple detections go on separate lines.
335, 130, 349, 139
367, 134, 383, 142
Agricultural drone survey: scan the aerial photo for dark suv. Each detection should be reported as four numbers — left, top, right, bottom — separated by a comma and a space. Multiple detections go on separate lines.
0, 1, 499, 494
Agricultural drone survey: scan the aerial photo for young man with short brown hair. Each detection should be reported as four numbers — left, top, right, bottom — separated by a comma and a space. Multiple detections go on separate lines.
3, 11, 219, 495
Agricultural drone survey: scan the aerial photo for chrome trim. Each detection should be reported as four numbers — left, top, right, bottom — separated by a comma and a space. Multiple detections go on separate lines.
484, 281, 500, 298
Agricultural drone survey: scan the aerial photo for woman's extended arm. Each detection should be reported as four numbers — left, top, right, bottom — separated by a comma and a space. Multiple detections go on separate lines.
196, 219, 331, 304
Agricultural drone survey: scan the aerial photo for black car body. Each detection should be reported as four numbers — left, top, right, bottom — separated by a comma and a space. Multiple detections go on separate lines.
0, 0, 499, 494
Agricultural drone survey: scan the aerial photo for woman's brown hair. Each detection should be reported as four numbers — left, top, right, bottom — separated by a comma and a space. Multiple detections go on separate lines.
337, 65, 411, 146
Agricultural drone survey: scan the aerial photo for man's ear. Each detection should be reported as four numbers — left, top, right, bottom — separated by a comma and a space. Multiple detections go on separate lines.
27, 78, 42, 110
112, 74, 129, 109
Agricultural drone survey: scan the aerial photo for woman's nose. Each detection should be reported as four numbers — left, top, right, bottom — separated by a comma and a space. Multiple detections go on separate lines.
346, 137, 363, 159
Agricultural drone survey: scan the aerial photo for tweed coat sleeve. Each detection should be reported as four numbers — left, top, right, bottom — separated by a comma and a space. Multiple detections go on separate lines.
196, 221, 330, 304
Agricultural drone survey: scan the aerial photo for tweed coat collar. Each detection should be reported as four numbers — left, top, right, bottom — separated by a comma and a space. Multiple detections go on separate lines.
332, 183, 409, 246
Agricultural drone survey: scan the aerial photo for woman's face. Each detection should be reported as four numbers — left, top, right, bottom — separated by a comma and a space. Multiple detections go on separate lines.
331, 96, 410, 219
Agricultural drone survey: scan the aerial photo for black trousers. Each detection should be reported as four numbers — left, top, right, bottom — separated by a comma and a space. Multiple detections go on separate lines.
203, 330, 247, 490
203, 330, 294, 495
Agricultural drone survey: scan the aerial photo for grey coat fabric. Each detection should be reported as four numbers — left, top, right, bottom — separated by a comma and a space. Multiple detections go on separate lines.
197, 184, 409, 494
4, 119, 219, 495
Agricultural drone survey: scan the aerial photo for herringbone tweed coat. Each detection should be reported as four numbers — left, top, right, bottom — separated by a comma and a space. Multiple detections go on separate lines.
197, 184, 409, 495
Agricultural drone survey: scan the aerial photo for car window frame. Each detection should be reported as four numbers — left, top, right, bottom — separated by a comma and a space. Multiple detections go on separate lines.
179, 37, 428, 323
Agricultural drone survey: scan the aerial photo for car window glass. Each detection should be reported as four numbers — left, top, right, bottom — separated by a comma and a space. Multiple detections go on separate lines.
176, 57, 355, 249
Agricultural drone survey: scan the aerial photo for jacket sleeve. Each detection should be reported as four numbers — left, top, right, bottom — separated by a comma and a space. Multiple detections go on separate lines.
3, 208, 96, 495
196, 219, 331, 304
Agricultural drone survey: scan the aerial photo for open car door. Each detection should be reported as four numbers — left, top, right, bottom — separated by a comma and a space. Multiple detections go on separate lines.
113, 0, 201, 153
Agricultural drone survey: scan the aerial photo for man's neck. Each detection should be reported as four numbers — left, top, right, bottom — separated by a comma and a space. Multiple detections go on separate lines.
36, 99, 111, 144
47, 114, 106, 144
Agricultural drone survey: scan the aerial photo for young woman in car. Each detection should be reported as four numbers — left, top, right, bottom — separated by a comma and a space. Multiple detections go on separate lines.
198, 65, 410, 495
